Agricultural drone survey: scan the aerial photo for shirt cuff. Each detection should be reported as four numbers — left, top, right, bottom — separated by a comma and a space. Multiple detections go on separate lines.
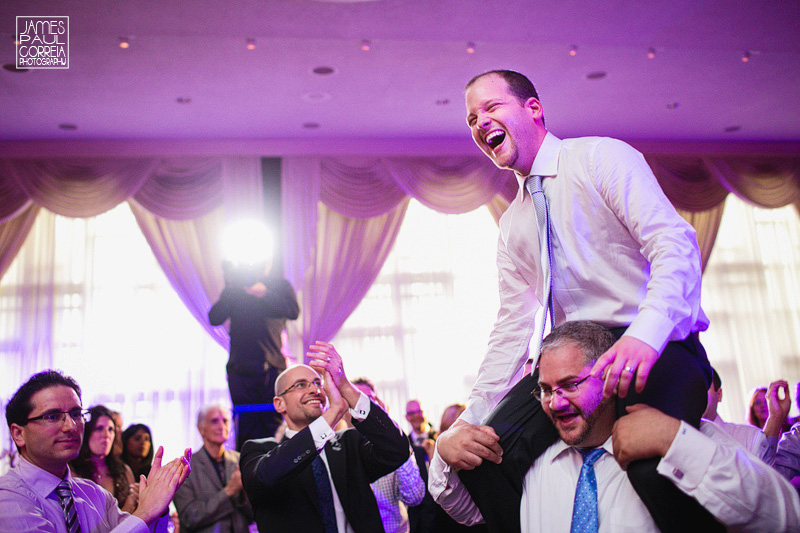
349, 391, 371, 421
427, 449, 452, 501
309, 416, 337, 450
657, 421, 715, 490
623, 307, 676, 354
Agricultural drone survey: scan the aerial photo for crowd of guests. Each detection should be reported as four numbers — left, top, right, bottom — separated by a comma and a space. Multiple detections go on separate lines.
3, 338, 800, 532
68, 409, 158, 516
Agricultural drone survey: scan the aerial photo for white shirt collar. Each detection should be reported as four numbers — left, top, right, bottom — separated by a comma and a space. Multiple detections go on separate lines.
515, 131, 563, 198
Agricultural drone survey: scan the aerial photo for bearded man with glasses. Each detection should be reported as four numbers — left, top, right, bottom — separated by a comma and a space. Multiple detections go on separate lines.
430, 321, 800, 532
240, 341, 411, 533
0, 370, 192, 532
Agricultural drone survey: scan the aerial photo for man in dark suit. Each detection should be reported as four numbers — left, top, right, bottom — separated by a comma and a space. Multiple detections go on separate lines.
240, 341, 411, 532
173, 403, 253, 533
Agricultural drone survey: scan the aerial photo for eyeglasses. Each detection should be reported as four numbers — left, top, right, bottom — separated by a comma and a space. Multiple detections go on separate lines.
532, 375, 592, 402
25, 408, 91, 425
278, 379, 323, 396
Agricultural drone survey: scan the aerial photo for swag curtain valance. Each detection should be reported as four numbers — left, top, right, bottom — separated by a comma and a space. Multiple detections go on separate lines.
1, 151, 799, 366
0, 156, 264, 352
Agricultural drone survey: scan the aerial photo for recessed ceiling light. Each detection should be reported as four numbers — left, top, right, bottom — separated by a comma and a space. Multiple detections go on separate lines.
585, 71, 606, 80
58, 123, 78, 131
569, 45, 578, 57
724, 125, 741, 133
312, 66, 336, 75
466, 42, 476, 54
666, 102, 680, 109
647, 47, 656, 59
176, 97, 192, 104
2, 63, 28, 73
361, 39, 371, 51
119, 37, 130, 49
303, 122, 321, 129
246, 38, 256, 50
741, 51, 751, 63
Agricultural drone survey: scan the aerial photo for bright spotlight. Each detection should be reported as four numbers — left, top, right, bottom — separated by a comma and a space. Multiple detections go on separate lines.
221, 221, 274, 283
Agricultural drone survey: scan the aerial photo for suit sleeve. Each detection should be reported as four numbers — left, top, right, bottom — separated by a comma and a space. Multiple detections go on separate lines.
208, 287, 237, 326
241, 427, 327, 498
172, 456, 237, 531
352, 400, 413, 483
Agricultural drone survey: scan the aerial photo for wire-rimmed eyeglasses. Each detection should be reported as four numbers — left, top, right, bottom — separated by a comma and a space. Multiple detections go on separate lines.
278, 379, 323, 396
532, 375, 593, 402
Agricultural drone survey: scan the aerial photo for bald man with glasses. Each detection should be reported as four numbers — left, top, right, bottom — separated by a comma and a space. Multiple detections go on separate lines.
240, 341, 411, 533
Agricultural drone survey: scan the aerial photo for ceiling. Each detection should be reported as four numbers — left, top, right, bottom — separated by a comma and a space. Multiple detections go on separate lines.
2, 0, 799, 153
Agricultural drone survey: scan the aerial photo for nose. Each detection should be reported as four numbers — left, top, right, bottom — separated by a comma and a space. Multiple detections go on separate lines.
476, 111, 491, 130
61, 413, 79, 431
548, 391, 570, 410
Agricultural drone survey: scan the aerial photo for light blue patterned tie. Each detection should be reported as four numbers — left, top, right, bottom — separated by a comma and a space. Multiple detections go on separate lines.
55, 480, 81, 533
570, 448, 606, 533
525, 175, 555, 342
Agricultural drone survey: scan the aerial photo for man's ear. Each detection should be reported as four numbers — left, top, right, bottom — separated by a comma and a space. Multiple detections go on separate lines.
10, 423, 25, 450
525, 97, 544, 121
273, 396, 286, 415
718, 387, 724, 403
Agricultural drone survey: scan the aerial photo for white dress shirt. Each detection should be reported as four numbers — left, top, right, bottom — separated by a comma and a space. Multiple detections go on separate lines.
706, 414, 777, 465
284, 392, 371, 533
775, 422, 800, 481
429, 420, 800, 532
462, 133, 709, 425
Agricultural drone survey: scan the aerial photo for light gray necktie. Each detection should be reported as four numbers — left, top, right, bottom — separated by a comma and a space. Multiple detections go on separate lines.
525, 175, 555, 343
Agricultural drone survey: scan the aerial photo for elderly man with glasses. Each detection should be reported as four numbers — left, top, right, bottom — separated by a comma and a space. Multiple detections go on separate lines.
240, 341, 411, 533
429, 321, 800, 532
0, 370, 191, 533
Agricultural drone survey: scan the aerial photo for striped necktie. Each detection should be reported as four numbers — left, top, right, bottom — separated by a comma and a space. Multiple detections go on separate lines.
525, 175, 555, 343
55, 480, 81, 533
570, 448, 606, 533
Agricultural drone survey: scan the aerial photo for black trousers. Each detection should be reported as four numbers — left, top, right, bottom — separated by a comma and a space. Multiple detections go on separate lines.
227, 367, 282, 451
458, 330, 723, 532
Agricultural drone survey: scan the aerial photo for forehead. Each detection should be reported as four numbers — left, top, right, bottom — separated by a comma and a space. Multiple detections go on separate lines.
538, 343, 589, 384
203, 407, 231, 422
29, 385, 81, 414
284, 366, 319, 386
465, 74, 513, 108
94, 415, 114, 427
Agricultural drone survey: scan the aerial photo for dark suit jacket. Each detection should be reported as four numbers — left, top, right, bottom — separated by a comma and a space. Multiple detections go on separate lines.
240, 401, 411, 533
173, 447, 254, 533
